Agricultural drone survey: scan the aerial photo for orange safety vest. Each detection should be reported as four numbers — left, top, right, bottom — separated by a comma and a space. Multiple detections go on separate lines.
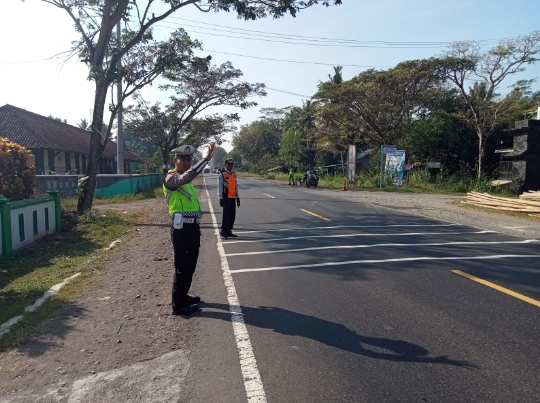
222, 171, 237, 198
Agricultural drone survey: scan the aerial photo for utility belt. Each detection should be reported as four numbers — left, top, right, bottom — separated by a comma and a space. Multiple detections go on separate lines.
171, 212, 201, 229
183, 217, 201, 224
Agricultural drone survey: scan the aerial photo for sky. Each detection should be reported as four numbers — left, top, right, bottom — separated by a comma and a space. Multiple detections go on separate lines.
1, 0, 539, 152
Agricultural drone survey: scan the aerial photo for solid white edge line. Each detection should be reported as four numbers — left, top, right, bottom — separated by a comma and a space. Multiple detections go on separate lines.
0, 272, 81, 338
223, 230, 495, 244
203, 175, 267, 403
225, 240, 538, 257
230, 254, 540, 274
234, 223, 459, 234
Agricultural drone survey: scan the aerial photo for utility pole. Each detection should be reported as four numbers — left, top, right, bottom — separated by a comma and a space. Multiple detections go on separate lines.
116, 20, 124, 174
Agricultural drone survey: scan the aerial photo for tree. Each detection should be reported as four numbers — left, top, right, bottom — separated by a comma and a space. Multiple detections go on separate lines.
315, 59, 447, 148
0, 138, 36, 200
212, 146, 228, 168
48, 115, 67, 124
77, 118, 90, 130
126, 61, 265, 167
233, 123, 266, 173
439, 31, 540, 177
279, 129, 306, 167
328, 66, 343, 84
40, 0, 342, 213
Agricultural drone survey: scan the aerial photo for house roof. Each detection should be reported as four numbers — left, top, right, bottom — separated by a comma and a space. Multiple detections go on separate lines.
0, 104, 140, 161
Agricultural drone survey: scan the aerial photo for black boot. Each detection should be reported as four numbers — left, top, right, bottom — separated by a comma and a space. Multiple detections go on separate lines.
227, 232, 238, 238
187, 295, 201, 304
172, 304, 199, 316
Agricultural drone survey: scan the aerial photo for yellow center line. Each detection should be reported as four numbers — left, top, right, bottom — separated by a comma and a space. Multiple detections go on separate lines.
452, 270, 540, 308
301, 209, 331, 221
263, 193, 276, 199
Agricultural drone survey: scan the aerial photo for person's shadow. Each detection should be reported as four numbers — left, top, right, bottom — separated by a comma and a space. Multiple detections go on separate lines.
199, 303, 477, 368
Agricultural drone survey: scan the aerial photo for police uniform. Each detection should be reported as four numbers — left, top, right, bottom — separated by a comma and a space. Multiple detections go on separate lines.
218, 163, 239, 238
163, 145, 208, 315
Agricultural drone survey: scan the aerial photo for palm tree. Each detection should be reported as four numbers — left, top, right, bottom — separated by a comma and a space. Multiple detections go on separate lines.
328, 66, 344, 84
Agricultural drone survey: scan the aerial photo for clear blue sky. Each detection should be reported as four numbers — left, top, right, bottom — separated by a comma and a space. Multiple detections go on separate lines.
1, 0, 539, 151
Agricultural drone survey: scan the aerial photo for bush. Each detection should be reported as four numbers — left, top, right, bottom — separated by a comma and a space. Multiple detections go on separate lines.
0, 138, 36, 200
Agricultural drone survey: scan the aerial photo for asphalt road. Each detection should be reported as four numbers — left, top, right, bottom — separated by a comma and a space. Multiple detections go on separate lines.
191, 174, 540, 403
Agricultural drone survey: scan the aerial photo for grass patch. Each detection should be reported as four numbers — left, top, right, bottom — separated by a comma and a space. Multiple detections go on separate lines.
62, 187, 162, 211
0, 209, 144, 349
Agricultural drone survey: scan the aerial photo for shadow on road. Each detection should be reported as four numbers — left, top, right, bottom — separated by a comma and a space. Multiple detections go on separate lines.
199, 303, 477, 369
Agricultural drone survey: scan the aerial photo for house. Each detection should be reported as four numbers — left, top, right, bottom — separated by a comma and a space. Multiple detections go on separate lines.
495, 118, 540, 192
0, 104, 140, 174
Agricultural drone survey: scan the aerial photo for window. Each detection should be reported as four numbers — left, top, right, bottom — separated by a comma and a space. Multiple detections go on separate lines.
35, 149, 45, 174
19, 213, 25, 241
33, 211, 38, 236
65, 152, 71, 172
45, 208, 49, 231
48, 150, 56, 172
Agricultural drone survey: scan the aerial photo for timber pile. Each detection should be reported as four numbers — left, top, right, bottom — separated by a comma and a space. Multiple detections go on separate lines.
463, 191, 540, 214
519, 191, 540, 201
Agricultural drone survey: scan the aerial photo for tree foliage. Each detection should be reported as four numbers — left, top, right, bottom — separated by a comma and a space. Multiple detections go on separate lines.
438, 31, 540, 176
0, 138, 36, 200
211, 146, 228, 168
126, 61, 265, 165
38, 0, 341, 213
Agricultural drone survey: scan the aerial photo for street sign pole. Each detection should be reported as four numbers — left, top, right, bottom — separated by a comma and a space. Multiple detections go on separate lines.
380, 145, 383, 189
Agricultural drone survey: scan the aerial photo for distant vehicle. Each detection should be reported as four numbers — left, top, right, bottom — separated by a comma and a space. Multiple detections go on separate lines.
204, 167, 210, 173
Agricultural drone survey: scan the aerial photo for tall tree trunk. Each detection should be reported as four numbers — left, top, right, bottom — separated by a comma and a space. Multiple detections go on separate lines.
477, 132, 485, 179
78, 82, 109, 214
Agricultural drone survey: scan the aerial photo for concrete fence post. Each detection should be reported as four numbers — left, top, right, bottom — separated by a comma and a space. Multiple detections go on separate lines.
0, 195, 13, 256
47, 189, 62, 232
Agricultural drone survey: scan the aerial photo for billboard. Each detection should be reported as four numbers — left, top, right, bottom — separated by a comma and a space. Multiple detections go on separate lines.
385, 150, 406, 186
348, 145, 356, 182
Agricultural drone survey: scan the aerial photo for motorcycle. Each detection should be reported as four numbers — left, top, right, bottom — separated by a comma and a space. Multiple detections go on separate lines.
300, 173, 319, 188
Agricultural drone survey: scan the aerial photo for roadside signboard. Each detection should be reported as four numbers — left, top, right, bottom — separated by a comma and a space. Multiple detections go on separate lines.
385, 150, 406, 186
348, 145, 356, 182
427, 162, 442, 169
381, 145, 397, 154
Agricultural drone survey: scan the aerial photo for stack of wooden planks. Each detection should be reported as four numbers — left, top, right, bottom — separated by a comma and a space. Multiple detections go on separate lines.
463, 192, 540, 217
519, 191, 540, 201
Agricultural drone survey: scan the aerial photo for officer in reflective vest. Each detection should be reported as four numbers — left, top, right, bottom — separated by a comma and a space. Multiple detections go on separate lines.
163, 143, 214, 316
218, 158, 240, 239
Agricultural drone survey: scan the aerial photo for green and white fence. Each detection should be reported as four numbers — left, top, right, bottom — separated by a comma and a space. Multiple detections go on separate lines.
0, 190, 61, 257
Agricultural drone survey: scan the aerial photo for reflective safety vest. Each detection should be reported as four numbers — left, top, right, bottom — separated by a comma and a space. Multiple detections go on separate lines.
222, 171, 237, 199
163, 169, 202, 217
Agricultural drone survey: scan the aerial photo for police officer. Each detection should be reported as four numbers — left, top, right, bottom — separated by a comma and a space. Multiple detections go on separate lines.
218, 158, 240, 239
163, 143, 215, 316
288, 167, 295, 186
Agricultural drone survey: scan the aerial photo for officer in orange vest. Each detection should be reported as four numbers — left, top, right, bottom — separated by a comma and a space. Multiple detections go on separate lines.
218, 158, 240, 239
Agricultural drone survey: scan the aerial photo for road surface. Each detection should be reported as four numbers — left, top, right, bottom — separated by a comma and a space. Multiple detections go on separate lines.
189, 174, 540, 403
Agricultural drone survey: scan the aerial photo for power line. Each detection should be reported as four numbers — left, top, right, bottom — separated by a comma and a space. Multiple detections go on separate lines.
166, 16, 512, 46
265, 86, 311, 98
157, 23, 461, 49
202, 50, 387, 68
0, 57, 54, 66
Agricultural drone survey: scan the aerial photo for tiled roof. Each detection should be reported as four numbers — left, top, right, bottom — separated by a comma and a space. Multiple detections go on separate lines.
0, 104, 140, 161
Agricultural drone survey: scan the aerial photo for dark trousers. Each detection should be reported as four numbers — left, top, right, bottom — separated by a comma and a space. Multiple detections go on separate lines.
171, 223, 200, 310
221, 198, 236, 235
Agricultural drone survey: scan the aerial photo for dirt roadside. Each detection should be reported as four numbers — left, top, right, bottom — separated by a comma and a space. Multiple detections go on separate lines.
0, 199, 197, 402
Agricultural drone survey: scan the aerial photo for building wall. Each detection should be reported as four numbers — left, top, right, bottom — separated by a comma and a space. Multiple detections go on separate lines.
10, 201, 56, 250
36, 174, 162, 199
